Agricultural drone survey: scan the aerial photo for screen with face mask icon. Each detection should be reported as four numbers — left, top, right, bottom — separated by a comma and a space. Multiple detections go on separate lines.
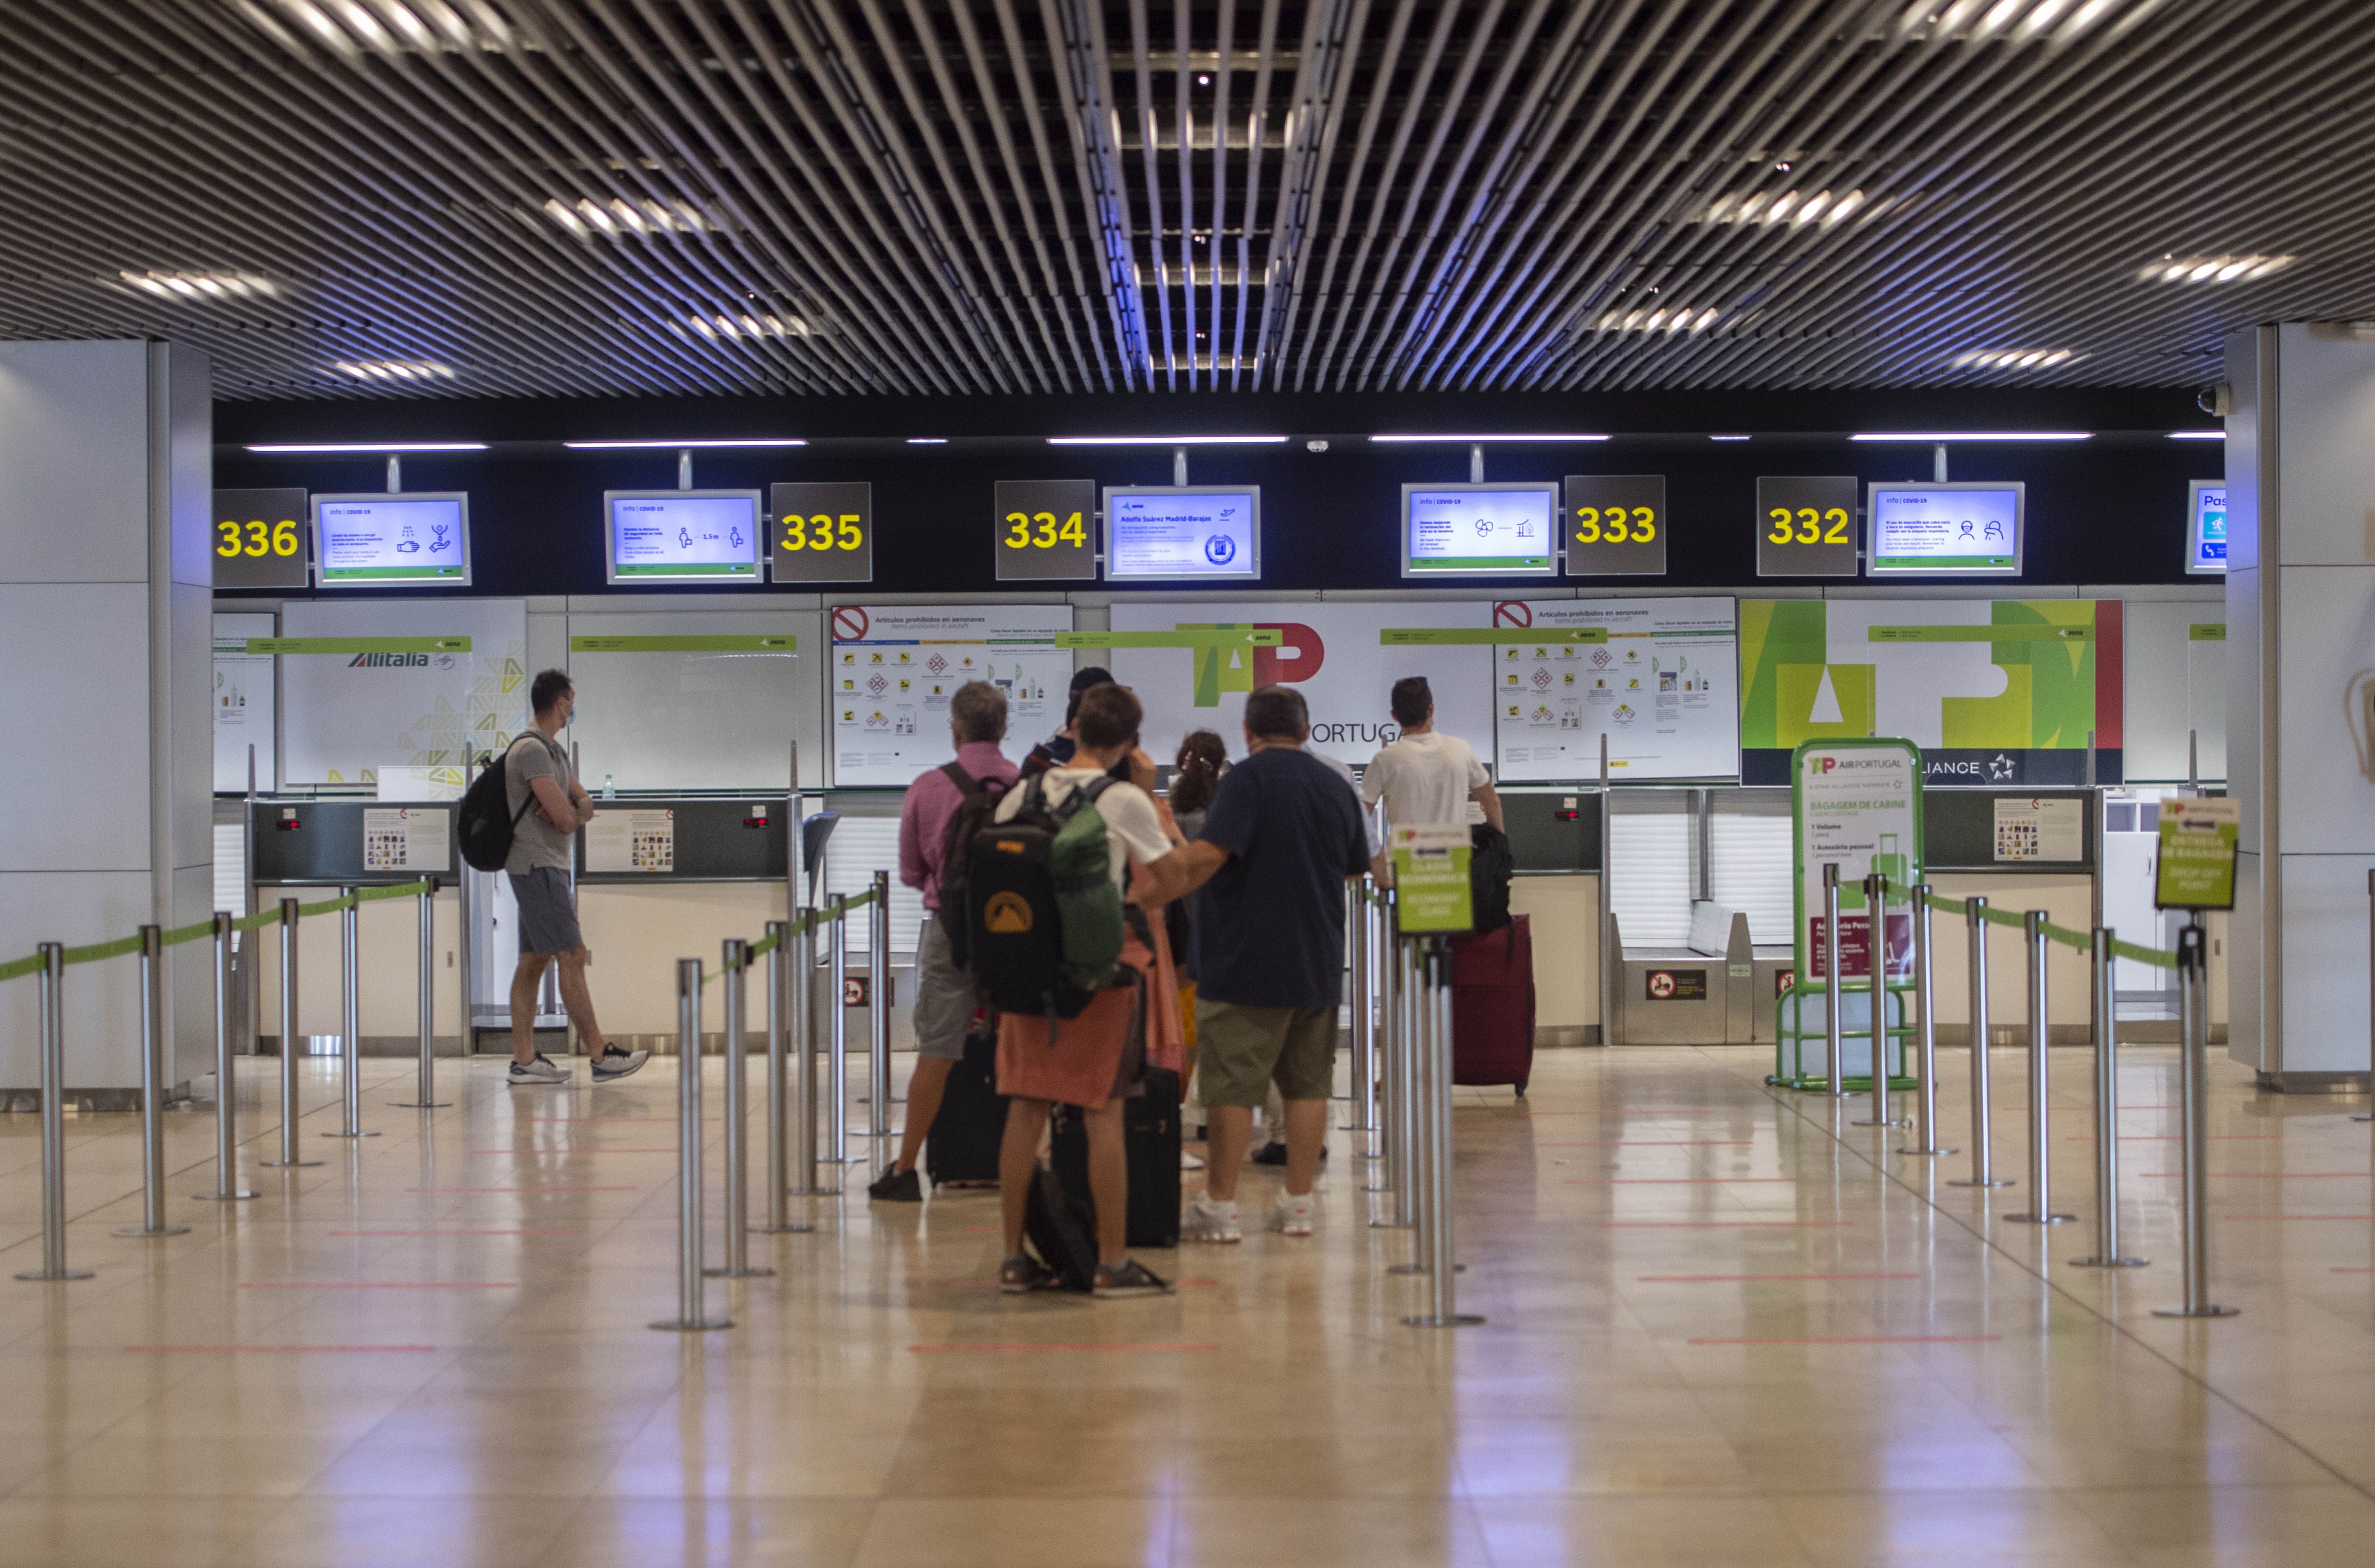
310, 493, 472, 586
1864, 483, 2024, 576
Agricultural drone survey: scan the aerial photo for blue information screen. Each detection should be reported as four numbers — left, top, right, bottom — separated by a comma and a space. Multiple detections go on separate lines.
2189, 483, 2228, 573
1104, 488, 1261, 580
1866, 485, 2024, 575
606, 491, 763, 583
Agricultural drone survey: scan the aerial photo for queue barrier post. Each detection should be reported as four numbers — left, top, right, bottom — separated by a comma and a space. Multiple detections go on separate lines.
2072, 925, 2146, 1268
1390, 924, 1433, 1277
709, 938, 772, 1278
1344, 880, 1376, 1138
867, 872, 891, 1156
1361, 886, 1389, 1189
828, 896, 853, 1167
797, 907, 835, 1197
1853, 874, 1903, 1128
393, 877, 449, 1109
1822, 864, 1846, 1099
1404, 938, 1482, 1328
15, 945, 90, 1282
196, 912, 258, 1201
653, 958, 731, 1332
2154, 923, 2238, 1319
2007, 911, 2075, 1225
2358, 868, 2374, 1123
263, 899, 320, 1169
1949, 896, 2010, 1190
322, 889, 376, 1141
1376, 892, 1416, 1233
757, 919, 810, 1233
1899, 887, 1954, 1158
114, 925, 188, 1240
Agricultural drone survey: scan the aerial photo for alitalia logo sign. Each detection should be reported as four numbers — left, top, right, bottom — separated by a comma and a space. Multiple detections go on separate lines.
348, 652, 431, 668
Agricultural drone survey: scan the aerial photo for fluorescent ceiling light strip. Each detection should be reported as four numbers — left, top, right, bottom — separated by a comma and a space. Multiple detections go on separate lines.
2168, 430, 2227, 440
1046, 435, 1288, 445
1368, 433, 1609, 443
1709, 435, 1752, 442
906, 437, 948, 445
246, 442, 488, 453
563, 438, 807, 449
1849, 431, 2091, 442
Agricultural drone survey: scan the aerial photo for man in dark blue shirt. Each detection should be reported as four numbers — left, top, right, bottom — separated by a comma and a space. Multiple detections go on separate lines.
1161, 685, 1369, 1242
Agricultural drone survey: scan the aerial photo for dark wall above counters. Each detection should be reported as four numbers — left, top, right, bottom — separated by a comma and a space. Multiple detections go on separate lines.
214, 387, 2223, 600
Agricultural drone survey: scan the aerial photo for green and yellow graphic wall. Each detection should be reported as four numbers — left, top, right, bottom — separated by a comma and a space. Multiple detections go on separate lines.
1740, 599, 2122, 787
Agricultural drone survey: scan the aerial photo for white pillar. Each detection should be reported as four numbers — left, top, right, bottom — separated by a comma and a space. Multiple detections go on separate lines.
0, 343, 213, 1098
2226, 323, 2375, 1090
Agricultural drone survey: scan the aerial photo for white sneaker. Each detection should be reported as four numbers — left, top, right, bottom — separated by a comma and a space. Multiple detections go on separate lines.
507, 1053, 571, 1086
1271, 1191, 1315, 1237
1182, 1193, 1241, 1244
1181, 1151, 1206, 1172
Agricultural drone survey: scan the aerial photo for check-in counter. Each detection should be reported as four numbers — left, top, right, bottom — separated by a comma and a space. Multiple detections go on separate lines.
1502, 789, 1603, 1046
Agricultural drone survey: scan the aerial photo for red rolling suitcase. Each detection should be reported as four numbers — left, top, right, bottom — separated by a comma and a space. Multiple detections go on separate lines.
1449, 913, 1535, 1095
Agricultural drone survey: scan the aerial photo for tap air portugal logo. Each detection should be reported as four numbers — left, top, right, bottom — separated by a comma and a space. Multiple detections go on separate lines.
1180, 621, 1323, 707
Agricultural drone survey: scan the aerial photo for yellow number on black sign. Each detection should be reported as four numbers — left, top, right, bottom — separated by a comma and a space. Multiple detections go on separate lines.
1573, 506, 1599, 544
1005, 510, 1085, 549
1820, 507, 1849, 543
1630, 507, 1656, 543
784, 513, 866, 552
835, 513, 862, 551
219, 519, 300, 559
216, 521, 240, 558
1765, 506, 1792, 545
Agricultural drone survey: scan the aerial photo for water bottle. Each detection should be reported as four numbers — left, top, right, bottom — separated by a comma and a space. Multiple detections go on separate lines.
602, 773, 615, 800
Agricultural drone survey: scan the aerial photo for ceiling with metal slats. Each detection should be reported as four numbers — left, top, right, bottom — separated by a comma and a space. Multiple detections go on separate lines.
2, 0, 2366, 401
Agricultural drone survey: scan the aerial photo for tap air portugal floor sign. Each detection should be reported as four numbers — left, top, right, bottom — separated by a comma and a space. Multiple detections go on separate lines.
1739, 599, 2121, 788
1791, 738, 1923, 985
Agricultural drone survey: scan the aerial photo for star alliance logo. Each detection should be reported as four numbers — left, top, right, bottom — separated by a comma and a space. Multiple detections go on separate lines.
1988, 753, 2015, 781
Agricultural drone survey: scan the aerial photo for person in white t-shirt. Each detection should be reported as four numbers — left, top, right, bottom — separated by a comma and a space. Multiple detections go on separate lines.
1361, 677, 1504, 858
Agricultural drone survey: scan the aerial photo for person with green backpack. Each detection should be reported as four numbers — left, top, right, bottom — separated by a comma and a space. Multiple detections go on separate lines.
972, 682, 1189, 1299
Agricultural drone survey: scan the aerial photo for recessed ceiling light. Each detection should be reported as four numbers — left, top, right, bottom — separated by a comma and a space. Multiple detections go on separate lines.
245, 442, 487, 453
1368, 434, 1611, 444
1850, 431, 2092, 442
332, 360, 456, 382
906, 438, 948, 445
1046, 435, 1289, 445
1593, 305, 1720, 333
2140, 253, 2295, 284
562, 438, 807, 449
119, 269, 278, 300
1697, 188, 1893, 228
1710, 435, 1752, 442
679, 312, 807, 341
2169, 430, 2227, 440
1950, 348, 2083, 371
545, 196, 712, 236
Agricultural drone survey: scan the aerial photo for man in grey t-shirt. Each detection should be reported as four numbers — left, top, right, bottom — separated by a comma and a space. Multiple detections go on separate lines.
502, 669, 648, 1086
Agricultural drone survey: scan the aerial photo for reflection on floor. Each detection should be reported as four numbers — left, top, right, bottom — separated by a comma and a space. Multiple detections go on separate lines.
0, 1040, 2370, 1565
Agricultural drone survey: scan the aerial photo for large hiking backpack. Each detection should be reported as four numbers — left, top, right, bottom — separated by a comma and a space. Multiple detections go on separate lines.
1469, 823, 1516, 934
964, 773, 1128, 1023
934, 760, 1013, 969
457, 735, 539, 873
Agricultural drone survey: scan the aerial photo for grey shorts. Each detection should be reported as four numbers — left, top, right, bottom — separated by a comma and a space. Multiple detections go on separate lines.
508, 867, 584, 957
911, 918, 977, 1061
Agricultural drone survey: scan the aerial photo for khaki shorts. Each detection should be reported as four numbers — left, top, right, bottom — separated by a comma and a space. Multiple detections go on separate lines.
1194, 999, 1337, 1107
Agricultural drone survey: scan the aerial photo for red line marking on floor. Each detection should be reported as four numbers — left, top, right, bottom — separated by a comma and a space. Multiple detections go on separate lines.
471, 1149, 675, 1155
1687, 1334, 1998, 1346
126, 1345, 439, 1354
2068, 1135, 2279, 1142
2140, 1172, 2370, 1179
528, 1117, 719, 1123
2331, 1266, 2375, 1274
932, 1278, 1219, 1289
1641, 1273, 1920, 1283
1541, 1141, 1754, 1148
909, 1343, 1219, 1353
1567, 1178, 1796, 1185
2226, 1213, 2375, 1221
240, 1282, 518, 1290
405, 1187, 637, 1193
1603, 1220, 1851, 1229
329, 1229, 582, 1237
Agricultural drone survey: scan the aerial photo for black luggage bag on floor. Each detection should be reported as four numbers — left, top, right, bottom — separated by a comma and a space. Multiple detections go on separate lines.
1049, 1067, 1182, 1249
925, 1027, 1007, 1188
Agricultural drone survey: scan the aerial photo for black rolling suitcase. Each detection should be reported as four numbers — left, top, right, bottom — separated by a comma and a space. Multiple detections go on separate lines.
1050, 1067, 1182, 1249
925, 1027, 1006, 1188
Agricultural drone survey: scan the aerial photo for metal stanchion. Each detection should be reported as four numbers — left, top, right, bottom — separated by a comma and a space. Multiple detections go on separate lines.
755, 919, 810, 1232
1853, 874, 1903, 1127
1343, 881, 1376, 1136
2007, 911, 2075, 1224
393, 878, 449, 1109
323, 889, 375, 1140
196, 913, 258, 1201
2358, 870, 2374, 1123
1389, 928, 1431, 1275
2155, 924, 2237, 1318
17, 945, 91, 1281
1360, 890, 1389, 1189
263, 900, 319, 1169
2073, 926, 2145, 1268
797, 907, 835, 1196
1899, 887, 1954, 1158
1386, 905, 1419, 1232
652, 958, 731, 1331
867, 872, 890, 1156
1369, 895, 1408, 1223
115, 925, 188, 1238
828, 895, 853, 1166
1406, 940, 1482, 1328
1949, 896, 2009, 1189
1822, 864, 1846, 1098
709, 939, 772, 1277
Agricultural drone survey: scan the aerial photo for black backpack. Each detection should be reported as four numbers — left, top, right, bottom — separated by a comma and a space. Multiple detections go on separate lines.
457, 736, 539, 873
964, 773, 1123, 1024
1469, 823, 1515, 934
933, 761, 1011, 968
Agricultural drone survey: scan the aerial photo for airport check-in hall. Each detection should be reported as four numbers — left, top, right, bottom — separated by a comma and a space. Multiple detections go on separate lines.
2, 0, 2372, 1562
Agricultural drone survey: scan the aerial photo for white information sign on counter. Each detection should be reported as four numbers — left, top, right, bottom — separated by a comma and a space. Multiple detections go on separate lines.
829, 603, 1073, 786
361, 807, 450, 873
586, 809, 676, 873
1493, 597, 1741, 781
1992, 796, 2084, 862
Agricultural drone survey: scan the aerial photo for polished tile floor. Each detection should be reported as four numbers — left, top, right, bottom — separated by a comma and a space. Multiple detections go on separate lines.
0, 1038, 2371, 1566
